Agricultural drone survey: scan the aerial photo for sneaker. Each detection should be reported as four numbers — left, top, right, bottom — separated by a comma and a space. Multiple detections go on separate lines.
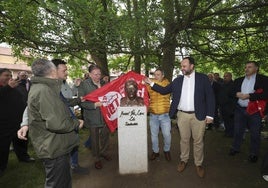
72, 165, 89, 175
263, 175, 268, 181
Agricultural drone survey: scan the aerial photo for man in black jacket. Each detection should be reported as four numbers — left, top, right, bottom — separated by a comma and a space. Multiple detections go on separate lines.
229, 61, 268, 163
14, 71, 35, 163
219, 72, 236, 137
0, 68, 26, 177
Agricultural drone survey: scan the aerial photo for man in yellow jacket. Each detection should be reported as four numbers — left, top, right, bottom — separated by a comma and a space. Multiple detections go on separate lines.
147, 68, 171, 161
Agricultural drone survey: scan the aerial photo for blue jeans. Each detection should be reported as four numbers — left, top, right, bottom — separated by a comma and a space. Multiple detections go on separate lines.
71, 146, 78, 167
150, 113, 171, 153
84, 136, 91, 149
232, 105, 262, 155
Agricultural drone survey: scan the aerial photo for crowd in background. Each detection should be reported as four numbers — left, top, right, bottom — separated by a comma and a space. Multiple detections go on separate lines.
1, 57, 268, 187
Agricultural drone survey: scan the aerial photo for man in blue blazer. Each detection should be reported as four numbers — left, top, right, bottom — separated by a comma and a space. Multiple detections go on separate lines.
229, 61, 268, 163
145, 57, 215, 178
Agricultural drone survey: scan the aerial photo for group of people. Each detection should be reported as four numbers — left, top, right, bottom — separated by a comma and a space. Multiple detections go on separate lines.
1, 56, 268, 187
145, 58, 268, 179
145, 57, 215, 178
1, 59, 112, 187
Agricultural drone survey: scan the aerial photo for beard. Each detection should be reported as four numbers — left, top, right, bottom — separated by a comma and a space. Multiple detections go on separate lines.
182, 69, 193, 75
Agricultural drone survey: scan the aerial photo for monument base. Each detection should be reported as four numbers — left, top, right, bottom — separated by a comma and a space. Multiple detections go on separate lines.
118, 106, 148, 174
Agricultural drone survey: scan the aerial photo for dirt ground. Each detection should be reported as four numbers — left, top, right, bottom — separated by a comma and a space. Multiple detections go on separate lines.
72, 124, 268, 188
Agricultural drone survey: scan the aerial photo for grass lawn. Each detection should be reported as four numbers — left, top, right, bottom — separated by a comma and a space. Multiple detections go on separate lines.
0, 128, 90, 188
1, 121, 268, 188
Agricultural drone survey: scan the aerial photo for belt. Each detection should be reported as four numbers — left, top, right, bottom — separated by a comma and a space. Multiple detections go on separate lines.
179, 110, 195, 114
237, 105, 247, 109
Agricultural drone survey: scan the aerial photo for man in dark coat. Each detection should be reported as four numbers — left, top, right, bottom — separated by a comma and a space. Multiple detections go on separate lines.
0, 68, 27, 177
219, 72, 236, 137
14, 71, 34, 162
229, 61, 268, 163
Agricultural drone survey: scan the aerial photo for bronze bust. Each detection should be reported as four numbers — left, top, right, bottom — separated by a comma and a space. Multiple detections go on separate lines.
120, 80, 144, 107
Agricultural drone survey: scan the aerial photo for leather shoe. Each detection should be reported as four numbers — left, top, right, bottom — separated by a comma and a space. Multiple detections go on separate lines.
94, 161, 103, 169
248, 155, 258, 163
72, 165, 89, 175
196, 166, 205, 178
229, 149, 239, 156
164, 151, 171, 161
19, 157, 35, 163
177, 161, 187, 172
150, 152, 159, 160
101, 154, 112, 161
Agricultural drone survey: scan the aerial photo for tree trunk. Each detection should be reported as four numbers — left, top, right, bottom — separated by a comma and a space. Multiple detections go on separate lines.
161, 42, 176, 81
91, 51, 109, 76
134, 54, 141, 73
161, 0, 177, 81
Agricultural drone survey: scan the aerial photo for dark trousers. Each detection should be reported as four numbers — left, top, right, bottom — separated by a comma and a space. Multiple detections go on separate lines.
262, 151, 268, 175
0, 127, 30, 171
220, 106, 234, 137
42, 154, 72, 188
232, 105, 262, 155
90, 125, 110, 161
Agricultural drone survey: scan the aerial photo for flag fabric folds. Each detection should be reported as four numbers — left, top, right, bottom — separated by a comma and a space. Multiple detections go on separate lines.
83, 71, 149, 132
246, 88, 267, 118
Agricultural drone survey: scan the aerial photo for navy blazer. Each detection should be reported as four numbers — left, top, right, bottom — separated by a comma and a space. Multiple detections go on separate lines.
233, 74, 268, 102
152, 72, 215, 121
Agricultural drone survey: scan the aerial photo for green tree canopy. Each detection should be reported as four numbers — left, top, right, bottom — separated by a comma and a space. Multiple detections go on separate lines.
0, 0, 267, 79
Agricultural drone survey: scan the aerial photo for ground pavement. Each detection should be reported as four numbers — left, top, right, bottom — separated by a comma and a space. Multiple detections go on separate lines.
73, 124, 268, 188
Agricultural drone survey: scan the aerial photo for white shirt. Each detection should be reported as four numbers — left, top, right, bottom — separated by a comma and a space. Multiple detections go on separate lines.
178, 71, 195, 111
238, 73, 256, 107
20, 107, 28, 127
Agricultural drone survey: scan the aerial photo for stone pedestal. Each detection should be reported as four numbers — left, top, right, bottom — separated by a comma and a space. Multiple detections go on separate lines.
118, 106, 148, 174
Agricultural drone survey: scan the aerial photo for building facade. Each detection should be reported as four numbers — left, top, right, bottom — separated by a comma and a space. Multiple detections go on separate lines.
0, 46, 31, 78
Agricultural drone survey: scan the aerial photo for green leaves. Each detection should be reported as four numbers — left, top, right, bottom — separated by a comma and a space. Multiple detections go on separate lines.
0, 0, 267, 79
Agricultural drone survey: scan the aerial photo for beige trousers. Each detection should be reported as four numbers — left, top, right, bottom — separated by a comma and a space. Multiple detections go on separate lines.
177, 111, 206, 166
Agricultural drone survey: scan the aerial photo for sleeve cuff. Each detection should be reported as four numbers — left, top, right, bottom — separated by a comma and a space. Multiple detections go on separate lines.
150, 82, 155, 87
206, 116, 214, 120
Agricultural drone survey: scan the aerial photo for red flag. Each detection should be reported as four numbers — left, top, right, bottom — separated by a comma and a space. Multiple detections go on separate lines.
83, 71, 149, 132
247, 89, 267, 118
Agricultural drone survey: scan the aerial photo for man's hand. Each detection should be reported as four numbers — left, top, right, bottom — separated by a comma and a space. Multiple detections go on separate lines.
8, 79, 20, 88
17, 126, 29, 140
236, 92, 250, 100
205, 117, 213, 124
143, 77, 152, 85
74, 78, 82, 87
78, 120, 84, 129
95, 102, 103, 107
80, 96, 86, 102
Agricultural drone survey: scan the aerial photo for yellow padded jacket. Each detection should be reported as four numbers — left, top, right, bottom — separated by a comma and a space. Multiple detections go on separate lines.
147, 78, 170, 114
